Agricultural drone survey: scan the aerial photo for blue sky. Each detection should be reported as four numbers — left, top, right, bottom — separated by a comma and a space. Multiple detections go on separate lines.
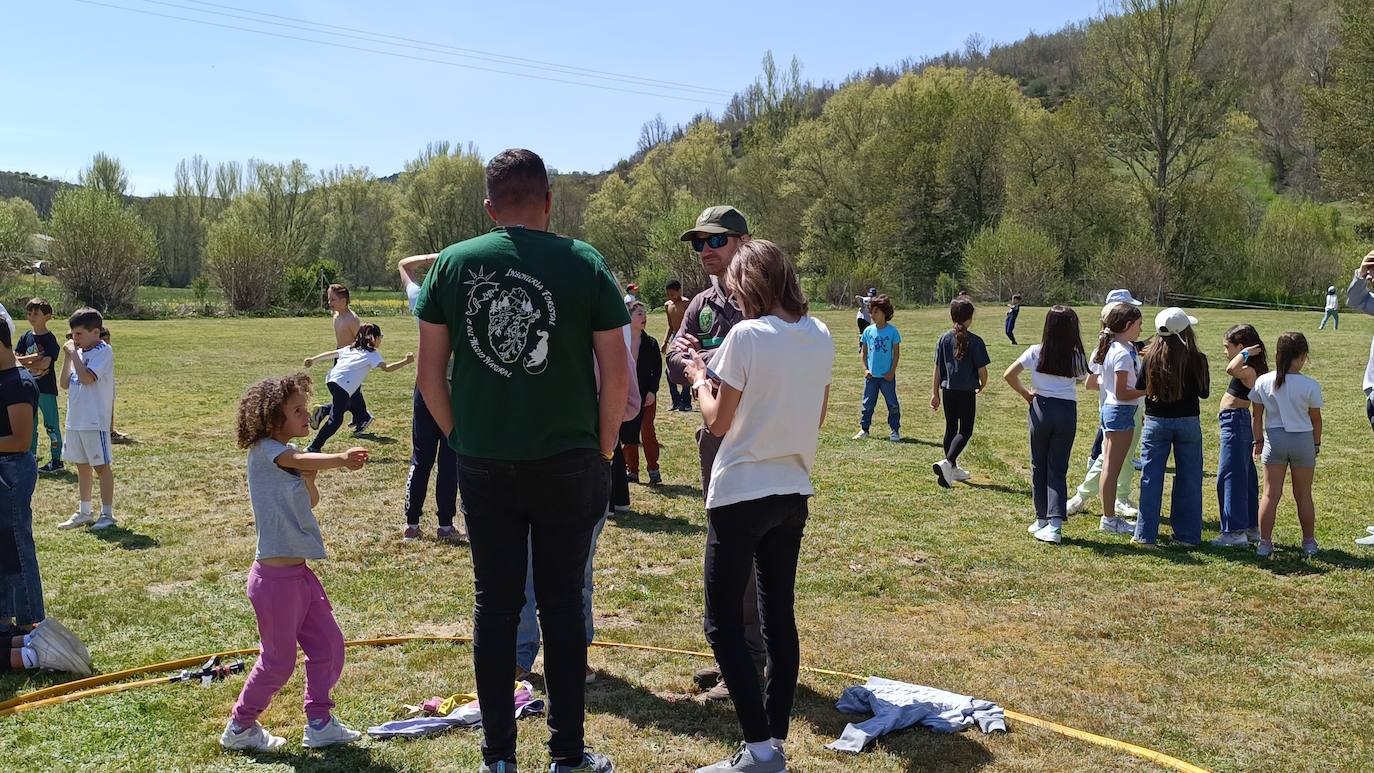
7, 0, 1101, 194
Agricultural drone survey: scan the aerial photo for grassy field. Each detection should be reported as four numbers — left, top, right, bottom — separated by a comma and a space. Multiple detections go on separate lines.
2, 306, 1372, 772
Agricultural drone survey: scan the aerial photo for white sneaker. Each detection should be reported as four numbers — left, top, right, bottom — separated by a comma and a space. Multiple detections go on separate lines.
1114, 501, 1140, 519
888, 431, 901, 442
1027, 518, 1048, 534
1300, 539, 1320, 557
951, 465, 971, 481
1355, 534, 1374, 546
302, 716, 362, 748
1365, 526, 1374, 535
221, 720, 287, 752
931, 460, 954, 489
1244, 528, 1263, 542
851, 430, 868, 440
58, 511, 94, 530
27, 619, 92, 675
1211, 532, 1250, 547
1099, 516, 1134, 534
1033, 523, 1062, 544
90, 514, 117, 531
1065, 496, 1085, 516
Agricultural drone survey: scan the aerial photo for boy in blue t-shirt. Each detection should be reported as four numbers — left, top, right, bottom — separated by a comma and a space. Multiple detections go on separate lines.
16, 298, 63, 472
854, 294, 902, 441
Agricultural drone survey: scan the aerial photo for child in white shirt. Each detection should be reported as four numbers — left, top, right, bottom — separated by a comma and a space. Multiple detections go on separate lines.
56, 308, 117, 532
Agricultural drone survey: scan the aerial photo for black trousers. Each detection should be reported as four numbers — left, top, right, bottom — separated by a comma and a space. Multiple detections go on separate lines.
458, 449, 609, 766
703, 493, 808, 743
308, 382, 353, 452
941, 388, 977, 464
1029, 395, 1077, 520
404, 386, 456, 527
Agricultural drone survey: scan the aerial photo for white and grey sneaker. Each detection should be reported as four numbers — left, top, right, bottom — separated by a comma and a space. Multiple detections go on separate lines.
90, 514, 117, 531
1027, 518, 1048, 534
1244, 527, 1263, 542
950, 465, 971, 481
309, 404, 329, 430
1099, 515, 1135, 534
932, 460, 954, 489
1300, 539, 1320, 557
220, 720, 286, 752
351, 416, 374, 436
1356, 533, 1374, 547
851, 430, 868, 440
28, 619, 92, 675
1033, 523, 1063, 544
1114, 501, 1140, 519
550, 752, 615, 772
1065, 495, 1085, 516
302, 716, 362, 748
1365, 525, 1374, 535
695, 744, 786, 773
888, 431, 901, 442
1211, 532, 1250, 547
58, 511, 94, 530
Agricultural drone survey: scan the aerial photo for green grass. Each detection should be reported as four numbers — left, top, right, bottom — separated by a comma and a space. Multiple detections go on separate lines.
3, 307, 1372, 772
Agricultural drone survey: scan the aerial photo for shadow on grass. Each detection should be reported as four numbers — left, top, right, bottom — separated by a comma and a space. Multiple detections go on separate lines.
896, 437, 944, 448
960, 481, 1025, 496
0, 669, 73, 700
92, 525, 159, 550
638, 482, 703, 501
1245, 546, 1374, 576
354, 434, 398, 445
608, 509, 704, 536
1069, 538, 1205, 565
248, 743, 401, 772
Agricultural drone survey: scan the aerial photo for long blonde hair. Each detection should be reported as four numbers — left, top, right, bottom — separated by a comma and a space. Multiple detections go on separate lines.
725, 239, 808, 319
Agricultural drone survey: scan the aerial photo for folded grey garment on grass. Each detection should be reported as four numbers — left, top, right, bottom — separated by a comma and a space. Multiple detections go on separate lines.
826, 676, 1006, 753
367, 698, 545, 739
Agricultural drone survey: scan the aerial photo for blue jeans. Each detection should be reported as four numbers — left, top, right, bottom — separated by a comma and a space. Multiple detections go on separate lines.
1028, 395, 1076, 519
860, 375, 900, 433
1319, 310, 1338, 330
0, 453, 43, 624
516, 513, 606, 672
1135, 416, 1204, 544
1216, 409, 1258, 534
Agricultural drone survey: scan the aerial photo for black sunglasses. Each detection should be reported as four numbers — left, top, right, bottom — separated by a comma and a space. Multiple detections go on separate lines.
690, 234, 733, 252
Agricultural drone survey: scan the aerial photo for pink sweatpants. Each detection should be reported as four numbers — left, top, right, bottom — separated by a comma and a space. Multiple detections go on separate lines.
231, 562, 345, 726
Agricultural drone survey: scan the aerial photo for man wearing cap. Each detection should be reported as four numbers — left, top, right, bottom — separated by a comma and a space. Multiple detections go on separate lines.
666, 205, 767, 701
1066, 288, 1145, 530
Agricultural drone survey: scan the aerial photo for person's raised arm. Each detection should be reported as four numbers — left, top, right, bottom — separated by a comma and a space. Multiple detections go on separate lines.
592, 328, 630, 456
397, 253, 440, 287
0, 402, 35, 453
1225, 345, 1262, 388
379, 352, 416, 372
63, 340, 98, 385
1347, 254, 1374, 314
303, 350, 339, 368
417, 321, 454, 436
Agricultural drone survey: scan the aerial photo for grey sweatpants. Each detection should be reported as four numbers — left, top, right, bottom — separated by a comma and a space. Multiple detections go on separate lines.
698, 427, 767, 671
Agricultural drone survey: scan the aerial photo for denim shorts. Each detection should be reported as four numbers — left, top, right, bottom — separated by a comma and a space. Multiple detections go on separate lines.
1100, 403, 1138, 432
1261, 429, 1317, 468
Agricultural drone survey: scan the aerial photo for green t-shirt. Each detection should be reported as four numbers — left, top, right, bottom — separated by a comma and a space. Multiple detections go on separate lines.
414, 227, 630, 461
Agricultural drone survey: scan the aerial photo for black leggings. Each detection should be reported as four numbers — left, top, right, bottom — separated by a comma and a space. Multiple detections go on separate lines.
942, 388, 977, 464
703, 493, 807, 743
308, 382, 353, 452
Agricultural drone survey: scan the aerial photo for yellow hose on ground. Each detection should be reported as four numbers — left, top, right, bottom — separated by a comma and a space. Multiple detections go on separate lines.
0, 635, 1210, 773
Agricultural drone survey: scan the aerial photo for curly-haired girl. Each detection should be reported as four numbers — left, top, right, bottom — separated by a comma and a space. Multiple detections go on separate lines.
221, 373, 369, 752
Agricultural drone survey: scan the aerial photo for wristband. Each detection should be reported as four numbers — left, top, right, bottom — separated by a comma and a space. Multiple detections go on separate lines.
692, 379, 709, 392
601, 451, 614, 461
1241, 351, 1250, 363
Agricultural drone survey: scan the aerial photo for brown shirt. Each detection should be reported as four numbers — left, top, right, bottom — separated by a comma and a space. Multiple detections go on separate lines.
665, 279, 743, 387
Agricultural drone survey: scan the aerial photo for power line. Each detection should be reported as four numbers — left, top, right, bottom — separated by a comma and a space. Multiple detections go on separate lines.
167, 0, 736, 97
70, 0, 731, 106
130, 0, 733, 98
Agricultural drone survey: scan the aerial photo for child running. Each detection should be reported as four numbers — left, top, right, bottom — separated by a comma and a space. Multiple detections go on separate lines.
303, 324, 413, 453
683, 240, 833, 773
221, 373, 368, 751
1004, 306, 1089, 544
931, 296, 990, 487
1004, 294, 1021, 345
853, 293, 901, 442
1214, 325, 1267, 547
15, 299, 62, 472
1092, 304, 1146, 536
55, 308, 117, 531
1250, 332, 1323, 558
1133, 309, 1209, 546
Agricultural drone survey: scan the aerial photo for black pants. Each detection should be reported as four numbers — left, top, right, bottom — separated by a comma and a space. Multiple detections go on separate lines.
610, 443, 629, 508
1089, 424, 1104, 465
941, 388, 977, 464
704, 493, 807, 743
668, 379, 691, 411
349, 386, 370, 429
308, 382, 353, 452
1029, 395, 1077, 520
405, 386, 456, 527
458, 449, 609, 766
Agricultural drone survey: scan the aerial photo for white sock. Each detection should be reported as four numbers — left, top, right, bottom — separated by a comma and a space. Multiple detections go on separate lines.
79, 501, 92, 516
745, 740, 776, 762
100, 504, 113, 517
20, 646, 36, 669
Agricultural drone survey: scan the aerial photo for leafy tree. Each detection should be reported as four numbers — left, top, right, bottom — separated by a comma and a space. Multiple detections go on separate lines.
47, 187, 157, 311
203, 197, 282, 311
1307, 0, 1374, 209
390, 142, 489, 256
318, 168, 396, 289
961, 219, 1063, 302
246, 159, 320, 263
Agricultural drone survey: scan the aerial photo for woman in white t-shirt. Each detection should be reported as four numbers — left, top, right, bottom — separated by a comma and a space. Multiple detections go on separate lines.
1091, 304, 1146, 537
683, 239, 833, 773
303, 324, 414, 453
1004, 306, 1089, 544
1249, 332, 1323, 558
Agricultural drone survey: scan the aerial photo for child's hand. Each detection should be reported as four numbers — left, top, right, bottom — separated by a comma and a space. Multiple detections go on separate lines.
684, 350, 706, 384
1252, 440, 1263, 460
884, 371, 895, 382
340, 447, 369, 469
303, 357, 314, 368
864, 370, 873, 379
930, 393, 940, 411
1023, 390, 1036, 405
62, 339, 77, 355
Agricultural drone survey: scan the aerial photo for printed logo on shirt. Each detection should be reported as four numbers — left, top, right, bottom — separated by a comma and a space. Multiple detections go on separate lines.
698, 305, 715, 333
463, 266, 557, 378
870, 334, 890, 354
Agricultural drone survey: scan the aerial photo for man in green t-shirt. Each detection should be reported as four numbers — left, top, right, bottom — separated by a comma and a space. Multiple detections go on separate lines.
415, 148, 627, 773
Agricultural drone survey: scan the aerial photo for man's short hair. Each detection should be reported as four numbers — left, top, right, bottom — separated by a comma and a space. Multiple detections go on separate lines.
26, 298, 53, 315
328, 283, 350, 302
666, 279, 682, 291
69, 307, 103, 332
486, 149, 549, 209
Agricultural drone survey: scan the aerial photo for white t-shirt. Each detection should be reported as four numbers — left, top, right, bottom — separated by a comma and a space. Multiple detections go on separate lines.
1250, 371, 1323, 433
0, 303, 14, 342
1100, 341, 1142, 406
1088, 359, 1108, 406
406, 280, 423, 313
706, 315, 835, 510
856, 297, 872, 322
327, 346, 384, 395
65, 341, 115, 431
1325, 292, 1338, 312
1016, 345, 1083, 402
